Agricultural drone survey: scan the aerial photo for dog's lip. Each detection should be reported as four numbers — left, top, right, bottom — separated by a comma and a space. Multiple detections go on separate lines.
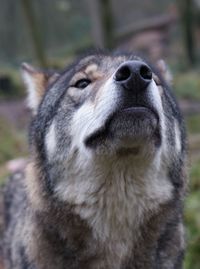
84, 105, 159, 148
118, 105, 159, 120
120, 106, 153, 114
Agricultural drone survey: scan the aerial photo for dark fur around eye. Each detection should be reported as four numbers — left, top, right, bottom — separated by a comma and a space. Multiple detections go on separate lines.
74, 79, 91, 89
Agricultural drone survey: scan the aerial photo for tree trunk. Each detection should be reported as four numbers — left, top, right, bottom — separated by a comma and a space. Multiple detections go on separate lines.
100, 0, 114, 48
87, 0, 105, 48
20, 0, 48, 67
87, 0, 114, 49
178, 0, 196, 66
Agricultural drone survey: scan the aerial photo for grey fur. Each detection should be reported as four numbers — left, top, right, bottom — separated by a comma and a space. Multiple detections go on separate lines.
2, 52, 187, 269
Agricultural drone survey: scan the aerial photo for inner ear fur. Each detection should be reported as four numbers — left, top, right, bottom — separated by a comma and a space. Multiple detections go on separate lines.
21, 63, 59, 114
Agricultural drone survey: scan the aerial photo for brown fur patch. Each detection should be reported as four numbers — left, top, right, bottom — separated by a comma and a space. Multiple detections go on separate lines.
22, 63, 59, 111
25, 162, 46, 210
70, 64, 103, 87
152, 73, 162, 86
33, 73, 47, 99
152, 73, 164, 95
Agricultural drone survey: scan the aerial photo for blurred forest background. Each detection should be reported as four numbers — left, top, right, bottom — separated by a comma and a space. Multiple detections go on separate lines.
0, 0, 200, 268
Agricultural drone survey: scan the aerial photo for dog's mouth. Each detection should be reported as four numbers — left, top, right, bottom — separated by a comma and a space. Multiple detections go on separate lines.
84, 105, 160, 149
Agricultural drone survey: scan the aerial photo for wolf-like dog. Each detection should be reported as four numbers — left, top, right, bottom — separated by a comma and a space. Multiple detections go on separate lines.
3, 52, 187, 269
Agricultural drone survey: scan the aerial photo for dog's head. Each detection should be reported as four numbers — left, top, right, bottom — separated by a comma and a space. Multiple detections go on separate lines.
22, 53, 184, 161
22, 53, 187, 200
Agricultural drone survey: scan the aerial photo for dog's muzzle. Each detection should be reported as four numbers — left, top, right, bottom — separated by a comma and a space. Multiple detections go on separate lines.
84, 60, 161, 149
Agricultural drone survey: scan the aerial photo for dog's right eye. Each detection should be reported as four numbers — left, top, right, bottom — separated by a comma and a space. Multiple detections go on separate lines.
74, 79, 91, 89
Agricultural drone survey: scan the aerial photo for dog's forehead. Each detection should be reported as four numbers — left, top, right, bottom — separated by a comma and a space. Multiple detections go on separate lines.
76, 54, 140, 73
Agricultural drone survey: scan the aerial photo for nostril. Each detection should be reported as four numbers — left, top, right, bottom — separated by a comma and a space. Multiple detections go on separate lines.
115, 66, 131, 82
140, 65, 152, 80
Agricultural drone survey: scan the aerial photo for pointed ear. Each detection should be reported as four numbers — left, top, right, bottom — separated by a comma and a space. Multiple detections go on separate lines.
156, 60, 173, 85
21, 63, 59, 115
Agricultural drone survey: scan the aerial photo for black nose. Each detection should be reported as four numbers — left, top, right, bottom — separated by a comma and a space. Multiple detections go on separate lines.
114, 61, 152, 91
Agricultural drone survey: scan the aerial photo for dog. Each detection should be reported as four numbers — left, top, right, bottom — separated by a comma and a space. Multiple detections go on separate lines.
3, 52, 187, 269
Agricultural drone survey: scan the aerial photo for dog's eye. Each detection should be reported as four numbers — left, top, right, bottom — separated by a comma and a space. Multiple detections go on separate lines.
74, 79, 91, 89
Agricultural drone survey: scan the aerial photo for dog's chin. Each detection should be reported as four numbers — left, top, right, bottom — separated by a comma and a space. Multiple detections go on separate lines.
84, 107, 160, 154
109, 107, 158, 140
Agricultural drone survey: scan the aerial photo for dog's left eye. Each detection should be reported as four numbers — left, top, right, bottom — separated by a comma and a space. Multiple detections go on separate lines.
74, 79, 91, 89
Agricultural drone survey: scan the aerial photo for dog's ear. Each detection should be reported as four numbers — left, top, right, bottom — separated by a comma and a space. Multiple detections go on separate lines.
21, 63, 59, 115
156, 60, 173, 85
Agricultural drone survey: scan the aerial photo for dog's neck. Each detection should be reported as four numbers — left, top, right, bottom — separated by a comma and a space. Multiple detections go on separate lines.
51, 150, 172, 239
25, 150, 173, 268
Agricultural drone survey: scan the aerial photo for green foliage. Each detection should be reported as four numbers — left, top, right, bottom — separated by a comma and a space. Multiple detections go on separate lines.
184, 158, 200, 269
0, 69, 25, 99
186, 115, 200, 134
0, 117, 27, 165
174, 71, 200, 101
